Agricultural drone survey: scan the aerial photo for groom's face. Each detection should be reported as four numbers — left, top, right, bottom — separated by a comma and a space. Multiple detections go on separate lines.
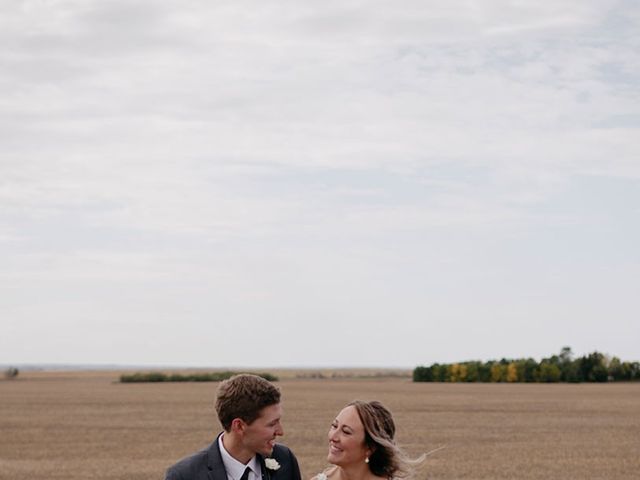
243, 403, 284, 456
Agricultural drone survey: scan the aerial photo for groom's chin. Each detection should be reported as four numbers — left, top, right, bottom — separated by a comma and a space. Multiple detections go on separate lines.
261, 445, 275, 457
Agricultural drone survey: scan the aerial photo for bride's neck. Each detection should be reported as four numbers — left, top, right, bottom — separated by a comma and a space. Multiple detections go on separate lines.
336, 464, 379, 480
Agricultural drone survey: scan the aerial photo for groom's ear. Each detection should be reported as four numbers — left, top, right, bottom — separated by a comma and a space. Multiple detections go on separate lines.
231, 418, 246, 433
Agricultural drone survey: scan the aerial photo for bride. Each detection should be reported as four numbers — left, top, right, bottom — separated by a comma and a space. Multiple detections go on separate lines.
311, 400, 426, 480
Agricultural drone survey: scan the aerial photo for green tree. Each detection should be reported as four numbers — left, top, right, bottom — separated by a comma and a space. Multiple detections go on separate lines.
558, 346, 578, 381
477, 362, 492, 382
536, 362, 561, 382
465, 362, 479, 382
608, 357, 624, 381
413, 366, 434, 382
579, 352, 608, 382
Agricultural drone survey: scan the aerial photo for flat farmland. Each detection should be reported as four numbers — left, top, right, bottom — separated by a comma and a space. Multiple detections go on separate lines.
1, 371, 639, 480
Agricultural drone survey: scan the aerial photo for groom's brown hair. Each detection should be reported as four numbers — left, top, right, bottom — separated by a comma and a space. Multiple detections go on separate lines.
215, 373, 281, 430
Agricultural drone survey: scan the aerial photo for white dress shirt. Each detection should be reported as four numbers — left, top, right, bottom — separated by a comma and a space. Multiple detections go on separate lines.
218, 434, 263, 480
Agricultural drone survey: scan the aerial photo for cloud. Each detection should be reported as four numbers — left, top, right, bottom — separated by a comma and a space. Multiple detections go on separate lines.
1, 1, 639, 365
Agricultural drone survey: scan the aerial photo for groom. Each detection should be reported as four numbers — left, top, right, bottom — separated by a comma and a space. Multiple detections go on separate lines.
165, 374, 302, 480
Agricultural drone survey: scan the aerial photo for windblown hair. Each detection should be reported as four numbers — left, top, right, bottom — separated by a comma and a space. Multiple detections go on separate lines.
215, 374, 281, 431
349, 400, 425, 479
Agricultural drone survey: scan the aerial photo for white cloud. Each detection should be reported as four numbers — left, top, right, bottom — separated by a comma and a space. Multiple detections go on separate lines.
1, 1, 639, 366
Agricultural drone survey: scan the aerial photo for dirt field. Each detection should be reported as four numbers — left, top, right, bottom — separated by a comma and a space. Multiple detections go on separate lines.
1, 370, 639, 479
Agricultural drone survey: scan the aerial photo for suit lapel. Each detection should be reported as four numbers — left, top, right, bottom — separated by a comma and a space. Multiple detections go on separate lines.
258, 455, 271, 480
207, 434, 229, 480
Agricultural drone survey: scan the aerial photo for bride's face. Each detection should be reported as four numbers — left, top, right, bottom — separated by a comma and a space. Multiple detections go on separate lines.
327, 405, 371, 467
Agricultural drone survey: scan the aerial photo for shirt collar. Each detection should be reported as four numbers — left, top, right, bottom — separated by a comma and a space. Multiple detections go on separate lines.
218, 433, 262, 480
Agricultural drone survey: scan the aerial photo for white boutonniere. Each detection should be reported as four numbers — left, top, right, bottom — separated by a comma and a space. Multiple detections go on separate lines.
265, 458, 280, 471
316, 474, 327, 480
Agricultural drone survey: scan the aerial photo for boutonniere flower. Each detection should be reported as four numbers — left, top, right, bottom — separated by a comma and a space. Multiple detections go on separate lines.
265, 458, 280, 471
317, 474, 327, 480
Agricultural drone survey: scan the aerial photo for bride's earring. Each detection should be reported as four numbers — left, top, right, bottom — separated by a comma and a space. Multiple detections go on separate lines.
365, 457, 369, 464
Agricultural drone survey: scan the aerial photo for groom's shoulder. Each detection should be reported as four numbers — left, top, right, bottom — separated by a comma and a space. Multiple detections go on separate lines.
272, 442, 297, 459
270, 443, 301, 479
165, 445, 211, 479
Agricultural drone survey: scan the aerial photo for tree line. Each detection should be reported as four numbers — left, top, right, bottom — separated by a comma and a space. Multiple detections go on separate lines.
413, 347, 640, 383
119, 371, 278, 383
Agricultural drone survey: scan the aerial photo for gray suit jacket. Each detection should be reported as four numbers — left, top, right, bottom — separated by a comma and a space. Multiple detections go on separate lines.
165, 434, 302, 480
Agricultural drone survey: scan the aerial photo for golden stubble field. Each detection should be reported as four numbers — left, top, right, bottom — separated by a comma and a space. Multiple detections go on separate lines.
1, 370, 639, 480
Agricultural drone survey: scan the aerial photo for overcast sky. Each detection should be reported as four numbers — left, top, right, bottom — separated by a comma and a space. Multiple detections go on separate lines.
1, 1, 639, 368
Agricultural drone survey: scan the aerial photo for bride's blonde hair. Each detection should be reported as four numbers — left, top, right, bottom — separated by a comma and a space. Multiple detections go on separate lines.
348, 400, 425, 479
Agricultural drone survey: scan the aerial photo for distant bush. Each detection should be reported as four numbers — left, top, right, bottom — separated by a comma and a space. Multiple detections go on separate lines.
297, 369, 411, 380
4, 367, 19, 380
414, 347, 640, 383
120, 371, 278, 383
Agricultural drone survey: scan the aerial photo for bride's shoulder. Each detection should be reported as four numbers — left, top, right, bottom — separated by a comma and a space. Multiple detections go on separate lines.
310, 465, 338, 480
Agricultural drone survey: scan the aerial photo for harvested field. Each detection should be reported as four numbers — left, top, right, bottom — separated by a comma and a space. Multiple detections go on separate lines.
1, 370, 639, 479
